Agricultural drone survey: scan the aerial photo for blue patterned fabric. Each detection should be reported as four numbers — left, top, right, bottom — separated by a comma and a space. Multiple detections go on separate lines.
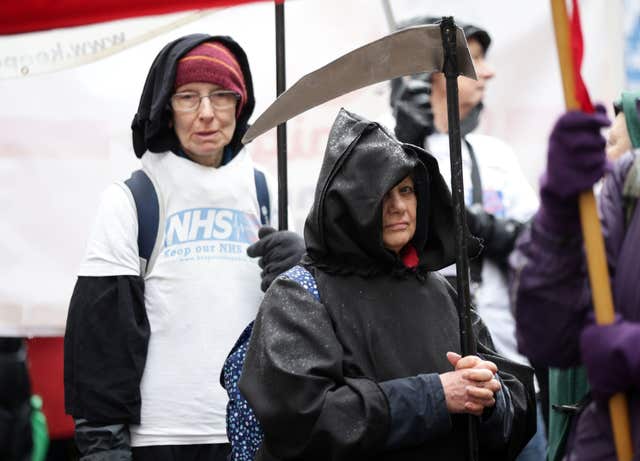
280, 265, 320, 301
222, 265, 319, 461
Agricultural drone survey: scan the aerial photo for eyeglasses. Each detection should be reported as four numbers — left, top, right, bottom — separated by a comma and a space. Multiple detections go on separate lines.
170, 90, 240, 112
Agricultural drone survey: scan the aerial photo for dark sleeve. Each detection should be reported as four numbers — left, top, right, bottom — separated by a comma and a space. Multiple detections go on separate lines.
379, 373, 451, 450
74, 419, 131, 461
390, 75, 433, 147
472, 309, 537, 460
0, 339, 32, 460
64, 275, 149, 425
466, 206, 527, 265
510, 154, 632, 366
509, 156, 634, 370
509, 218, 591, 367
478, 374, 513, 449
238, 278, 390, 461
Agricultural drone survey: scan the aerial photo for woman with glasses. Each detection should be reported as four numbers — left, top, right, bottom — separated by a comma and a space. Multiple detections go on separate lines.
64, 34, 304, 461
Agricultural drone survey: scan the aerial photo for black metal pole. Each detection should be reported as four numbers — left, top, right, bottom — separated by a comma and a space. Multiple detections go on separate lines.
440, 16, 478, 461
275, 0, 288, 231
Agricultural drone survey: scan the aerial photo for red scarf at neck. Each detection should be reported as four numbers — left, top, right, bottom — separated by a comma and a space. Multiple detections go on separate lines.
401, 244, 419, 268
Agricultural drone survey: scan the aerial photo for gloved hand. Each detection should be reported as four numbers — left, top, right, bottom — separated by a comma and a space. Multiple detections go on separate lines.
466, 204, 525, 261
580, 316, 640, 402
391, 75, 433, 146
537, 105, 611, 233
246, 226, 305, 292
543, 105, 611, 199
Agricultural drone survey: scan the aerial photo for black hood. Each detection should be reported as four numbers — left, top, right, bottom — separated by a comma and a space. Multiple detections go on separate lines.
304, 109, 479, 276
389, 17, 490, 145
131, 34, 256, 158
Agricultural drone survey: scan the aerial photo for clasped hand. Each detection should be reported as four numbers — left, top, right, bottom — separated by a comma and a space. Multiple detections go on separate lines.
439, 352, 501, 416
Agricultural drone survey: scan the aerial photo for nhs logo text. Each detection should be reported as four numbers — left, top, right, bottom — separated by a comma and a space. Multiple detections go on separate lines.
164, 207, 258, 247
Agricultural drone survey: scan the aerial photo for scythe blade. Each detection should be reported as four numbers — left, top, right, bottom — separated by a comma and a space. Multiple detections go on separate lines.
242, 24, 476, 144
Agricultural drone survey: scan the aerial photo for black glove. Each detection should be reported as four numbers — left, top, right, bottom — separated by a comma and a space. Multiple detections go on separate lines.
390, 75, 434, 146
466, 204, 525, 261
246, 226, 305, 292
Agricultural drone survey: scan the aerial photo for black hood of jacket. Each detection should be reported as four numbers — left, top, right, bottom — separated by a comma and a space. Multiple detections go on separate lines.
131, 34, 256, 158
304, 109, 479, 276
389, 17, 490, 145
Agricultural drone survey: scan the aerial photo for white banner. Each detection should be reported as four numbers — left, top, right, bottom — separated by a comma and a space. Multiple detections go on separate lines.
0, 0, 625, 336
0, 10, 224, 80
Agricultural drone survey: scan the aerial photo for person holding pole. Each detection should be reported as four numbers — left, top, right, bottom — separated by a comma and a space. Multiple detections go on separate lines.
511, 91, 640, 461
239, 108, 536, 461
388, 17, 546, 460
63, 34, 304, 461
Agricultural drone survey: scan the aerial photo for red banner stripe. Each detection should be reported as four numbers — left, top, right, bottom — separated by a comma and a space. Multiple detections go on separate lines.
0, 0, 270, 35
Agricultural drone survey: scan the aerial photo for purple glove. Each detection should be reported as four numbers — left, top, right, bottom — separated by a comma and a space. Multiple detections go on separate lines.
580, 316, 640, 402
537, 106, 611, 233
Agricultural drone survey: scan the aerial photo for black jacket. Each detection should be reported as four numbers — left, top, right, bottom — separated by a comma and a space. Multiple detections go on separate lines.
239, 109, 535, 460
0, 339, 32, 461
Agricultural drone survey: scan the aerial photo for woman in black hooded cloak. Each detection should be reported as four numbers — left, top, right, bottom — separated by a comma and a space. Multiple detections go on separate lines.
239, 109, 536, 461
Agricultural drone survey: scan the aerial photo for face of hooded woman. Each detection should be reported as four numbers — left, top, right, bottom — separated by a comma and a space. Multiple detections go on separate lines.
382, 175, 417, 254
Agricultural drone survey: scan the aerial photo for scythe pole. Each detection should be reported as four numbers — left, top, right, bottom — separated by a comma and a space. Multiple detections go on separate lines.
275, 0, 288, 230
440, 16, 479, 461
242, 20, 478, 456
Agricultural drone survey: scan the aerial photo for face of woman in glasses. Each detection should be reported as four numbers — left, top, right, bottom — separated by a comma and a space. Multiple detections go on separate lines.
172, 82, 237, 167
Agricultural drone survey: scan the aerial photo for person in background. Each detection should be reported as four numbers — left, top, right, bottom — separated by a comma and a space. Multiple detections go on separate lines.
64, 34, 304, 461
0, 338, 32, 461
511, 91, 640, 460
607, 90, 640, 161
389, 16, 545, 460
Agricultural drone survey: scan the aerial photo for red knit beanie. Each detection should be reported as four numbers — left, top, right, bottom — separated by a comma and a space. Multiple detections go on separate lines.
174, 41, 247, 115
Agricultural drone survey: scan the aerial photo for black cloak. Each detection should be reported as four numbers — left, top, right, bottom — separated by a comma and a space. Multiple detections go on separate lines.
239, 109, 535, 460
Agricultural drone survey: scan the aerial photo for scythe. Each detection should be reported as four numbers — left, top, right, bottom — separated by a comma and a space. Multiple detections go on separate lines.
242, 17, 480, 459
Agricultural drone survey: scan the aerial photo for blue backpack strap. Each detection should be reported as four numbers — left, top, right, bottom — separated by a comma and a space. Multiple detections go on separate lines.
124, 169, 159, 275
253, 168, 271, 226
221, 265, 318, 461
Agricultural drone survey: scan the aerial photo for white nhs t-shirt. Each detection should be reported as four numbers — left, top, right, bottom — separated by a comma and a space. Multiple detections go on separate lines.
78, 149, 276, 446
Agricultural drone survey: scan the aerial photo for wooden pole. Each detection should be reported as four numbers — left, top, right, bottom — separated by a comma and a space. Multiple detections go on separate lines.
550, 1, 633, 459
